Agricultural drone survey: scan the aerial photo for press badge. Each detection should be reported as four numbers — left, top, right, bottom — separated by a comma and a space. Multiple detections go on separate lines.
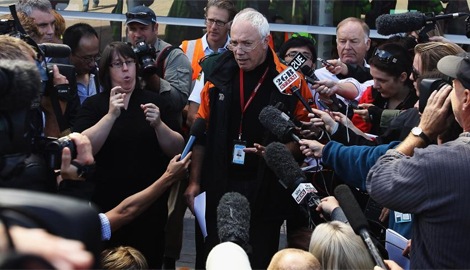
232, 140, 246, 165
394, 211, 412, 223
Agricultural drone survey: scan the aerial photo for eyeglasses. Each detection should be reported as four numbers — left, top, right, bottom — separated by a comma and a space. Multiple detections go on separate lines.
109, 59, 135, 69
74, 53, 101, 64
285, 52, 313, 60
227, 39, 262, 53
412, 68, 420, 80
374, 49, 398, 64
205, 18, 230, 27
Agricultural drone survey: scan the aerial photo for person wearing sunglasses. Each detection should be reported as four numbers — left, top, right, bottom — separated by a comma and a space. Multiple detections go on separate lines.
72, 42, 185, 269
64, 23, 101, 105
352, 42, 418, 136
125, 5, 192, 116
184, 9, 314, 269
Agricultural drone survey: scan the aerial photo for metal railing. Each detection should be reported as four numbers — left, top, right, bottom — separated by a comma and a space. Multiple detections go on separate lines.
1, 7, 469, 44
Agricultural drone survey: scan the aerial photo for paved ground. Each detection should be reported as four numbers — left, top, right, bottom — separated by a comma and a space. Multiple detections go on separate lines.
176, 209, 287, 270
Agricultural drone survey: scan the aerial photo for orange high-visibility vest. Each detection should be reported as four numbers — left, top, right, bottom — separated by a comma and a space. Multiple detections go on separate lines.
181, 38, 205, 81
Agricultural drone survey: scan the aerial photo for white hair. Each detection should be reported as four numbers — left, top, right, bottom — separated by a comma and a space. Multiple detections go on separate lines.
232, 9, 270, 39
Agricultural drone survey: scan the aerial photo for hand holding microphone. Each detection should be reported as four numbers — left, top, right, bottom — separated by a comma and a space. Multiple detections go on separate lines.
334, 185, 389, 270
180, 117, 206, 160
299, 139, 325, 159
308, 108, 338, 134
320, 58, 346, 75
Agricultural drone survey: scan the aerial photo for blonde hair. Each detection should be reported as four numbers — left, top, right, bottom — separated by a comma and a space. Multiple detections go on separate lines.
0, 35, 36, 61
101, 246, 148, 270
309, 221, 375, 270
414, 42, 465, 73
268, 248, 321, 270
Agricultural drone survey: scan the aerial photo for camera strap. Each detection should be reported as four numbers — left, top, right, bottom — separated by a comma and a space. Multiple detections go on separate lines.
155, 45, 182, 78
48, 79, 70, 134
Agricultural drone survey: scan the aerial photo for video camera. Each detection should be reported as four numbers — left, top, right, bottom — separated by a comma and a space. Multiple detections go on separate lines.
0, 19, 16, 36
0, 60, 77, 190
132, 41, 157, 76
419, 78, 450, 113
0, 7, 76, 102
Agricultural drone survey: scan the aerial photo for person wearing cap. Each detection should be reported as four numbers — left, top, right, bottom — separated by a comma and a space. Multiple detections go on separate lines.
366, 53, 470, 269
125, 6, 192, 117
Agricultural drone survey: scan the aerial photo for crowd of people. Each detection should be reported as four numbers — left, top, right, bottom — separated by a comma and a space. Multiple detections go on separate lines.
1, 0, 470, 269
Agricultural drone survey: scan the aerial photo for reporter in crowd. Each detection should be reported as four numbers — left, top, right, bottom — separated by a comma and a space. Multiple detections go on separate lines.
125, 5, 192, 116
63, 23, 101, 104
100, 246, 148, 270
308, 221, 375, 270
366, 53, 470, 269
267, 248, 321, 270
352, 42, 417, 136
17, 0, 81, 137
303, 41, 464, 147
72, 41, 185, 268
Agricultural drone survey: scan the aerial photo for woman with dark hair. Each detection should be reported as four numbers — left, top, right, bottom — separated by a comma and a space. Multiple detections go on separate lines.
353, 42, 417, 136
73, 42, 184, 268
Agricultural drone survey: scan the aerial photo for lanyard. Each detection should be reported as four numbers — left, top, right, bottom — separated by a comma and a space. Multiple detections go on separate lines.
238, 67, 269, 140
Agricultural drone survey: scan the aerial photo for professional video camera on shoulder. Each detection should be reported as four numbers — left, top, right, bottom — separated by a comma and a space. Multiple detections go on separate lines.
131, 41, 157, 76
0, 6, 76, 103
419, 77, 451, 113
0, 60, 78, 188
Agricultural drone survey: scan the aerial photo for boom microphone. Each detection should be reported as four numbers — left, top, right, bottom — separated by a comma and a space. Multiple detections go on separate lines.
376, 12, 468, 36
334, 184, 388, 270
259, 105, 300, 143
38, 43, 72, 58
180, 117, 205, 159
217, 192, 251, 248
0, 60, 40, 111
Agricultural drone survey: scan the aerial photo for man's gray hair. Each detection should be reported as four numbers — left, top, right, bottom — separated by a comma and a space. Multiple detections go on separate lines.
16, 0, 52, 16
232, 9, 270, 39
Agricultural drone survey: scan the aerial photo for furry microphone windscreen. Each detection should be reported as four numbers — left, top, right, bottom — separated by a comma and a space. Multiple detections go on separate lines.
217, 192, 251, 246
0, 60, 40, 111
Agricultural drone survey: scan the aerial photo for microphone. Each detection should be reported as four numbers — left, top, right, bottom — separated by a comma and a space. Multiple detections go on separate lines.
264, 142, 321, 208
38, 43, 72, 58
301, 65, 344, 112
274, 102, 303, 128
300, 65, 318, 85
217, 192, 251, 248
376, 12, 468, 36
334, 184, 389, 270
180, 117, 205, 159
0, 60, 40, 111
273, 66, 314, 114
259, 105, 300, 143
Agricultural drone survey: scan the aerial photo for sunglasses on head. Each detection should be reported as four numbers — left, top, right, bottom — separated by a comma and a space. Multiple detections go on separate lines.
374, 48, 398, 64
125, 12, 153, 19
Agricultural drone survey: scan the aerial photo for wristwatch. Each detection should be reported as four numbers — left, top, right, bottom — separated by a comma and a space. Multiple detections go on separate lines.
411, 127, 431, 145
